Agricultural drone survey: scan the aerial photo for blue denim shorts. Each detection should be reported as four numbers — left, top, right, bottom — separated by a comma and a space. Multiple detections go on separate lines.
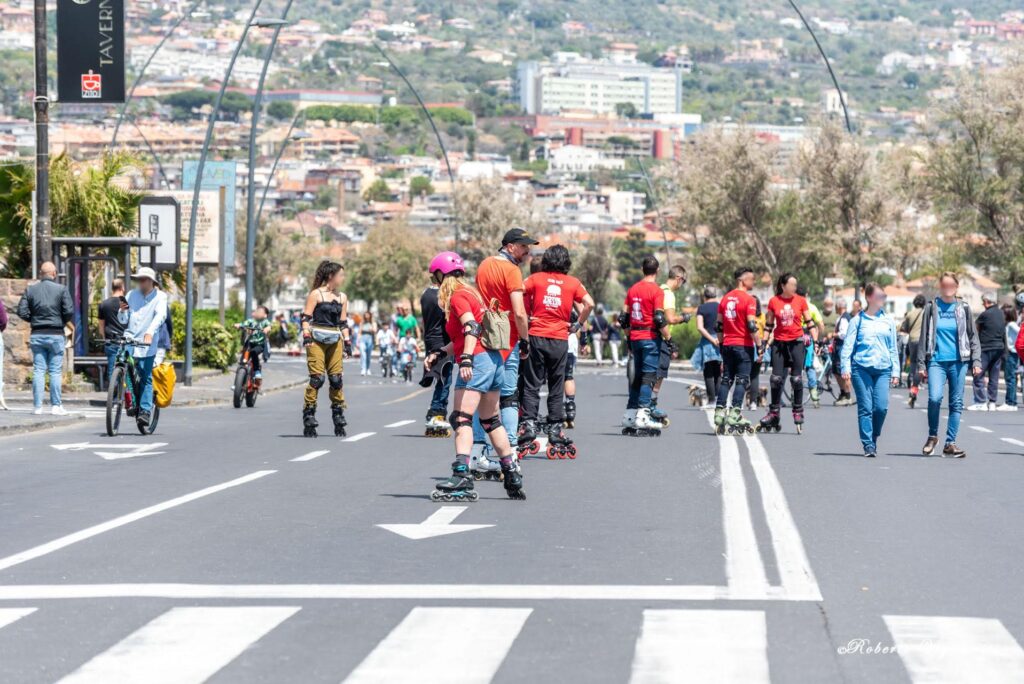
454, 350, 505, 393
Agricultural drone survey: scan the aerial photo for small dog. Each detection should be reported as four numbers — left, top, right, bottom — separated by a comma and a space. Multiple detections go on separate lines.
744, 387, 768, 409
689, 385, 707, 406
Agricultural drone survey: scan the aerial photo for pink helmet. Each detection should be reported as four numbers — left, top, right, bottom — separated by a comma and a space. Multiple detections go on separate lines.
429, 251, 465, 276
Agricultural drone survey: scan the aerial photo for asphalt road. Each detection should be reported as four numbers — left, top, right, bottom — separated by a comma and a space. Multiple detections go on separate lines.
0, 360, 1022, 683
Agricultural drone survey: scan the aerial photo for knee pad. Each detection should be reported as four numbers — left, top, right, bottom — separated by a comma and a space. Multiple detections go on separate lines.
770, 374, 784, 389
790, 375, 804, 391
734, 375, 750, 389
308, 374, 325, 390
448, 410, 473, 430
641, 372, 658, 388
499, 395, 518, 411
328, 373, 343, 390
480, 413, 503, 433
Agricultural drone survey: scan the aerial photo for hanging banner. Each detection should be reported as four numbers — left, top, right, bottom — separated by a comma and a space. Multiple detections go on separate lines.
56, 0, 126, 104
181, 161, 237, 266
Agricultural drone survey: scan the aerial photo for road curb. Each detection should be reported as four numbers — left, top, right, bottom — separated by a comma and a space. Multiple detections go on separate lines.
0, 413, 87, 438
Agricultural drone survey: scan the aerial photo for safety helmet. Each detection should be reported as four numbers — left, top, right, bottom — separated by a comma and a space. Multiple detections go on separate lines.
1016, 290, 1024, 309
429, 251, 465, 277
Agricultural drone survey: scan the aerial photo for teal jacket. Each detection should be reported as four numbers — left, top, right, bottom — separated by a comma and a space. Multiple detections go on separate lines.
839, 311, 900, 376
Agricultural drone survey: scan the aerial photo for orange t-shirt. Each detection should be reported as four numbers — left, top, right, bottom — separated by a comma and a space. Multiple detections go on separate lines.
475, 254, 524, 347
524, 272, 588, 341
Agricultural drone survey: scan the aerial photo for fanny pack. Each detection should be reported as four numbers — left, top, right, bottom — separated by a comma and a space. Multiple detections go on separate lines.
311, 326, 342, 345
481, 298, 511, 351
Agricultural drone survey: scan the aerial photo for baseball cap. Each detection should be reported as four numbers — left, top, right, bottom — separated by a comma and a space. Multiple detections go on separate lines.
132, 266, 159, 281
501, 228, 539, 246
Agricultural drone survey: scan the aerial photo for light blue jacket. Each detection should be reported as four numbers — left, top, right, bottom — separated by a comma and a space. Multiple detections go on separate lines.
840, 310, 900, 376
119, 288, 168, 358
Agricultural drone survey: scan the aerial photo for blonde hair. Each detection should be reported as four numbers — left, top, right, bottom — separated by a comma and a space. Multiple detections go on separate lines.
438, 275, 482, 318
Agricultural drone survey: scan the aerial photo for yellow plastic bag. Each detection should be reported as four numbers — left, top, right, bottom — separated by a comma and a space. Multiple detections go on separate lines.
152, 362, 176, 408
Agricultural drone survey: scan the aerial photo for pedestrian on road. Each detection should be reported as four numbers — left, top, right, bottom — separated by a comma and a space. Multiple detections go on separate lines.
97, 278, 128, 381
831, 298, 854, 406
693, 286, 722, 406
1002, 304, 1020, 411
900, 295, 926, 407
713, 267, 760, 434
621, 256, 669, 435
17, 261, 74, 415
840, 283, 901, 458
300, 260, 351, 438
358, 311, 377, 377
120, 267, 168, 430
650, 264, 688, 423
472, 228, 536, 456
970, 292, 1006, 411
425, 257, 525, 500
421, 253, 461, 435
917, 272, 982, 458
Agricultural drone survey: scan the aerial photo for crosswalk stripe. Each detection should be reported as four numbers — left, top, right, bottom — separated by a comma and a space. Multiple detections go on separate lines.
0, 607, 36, 629
291, 450, 330, 462
885, 615, 1024, 684
58, 606, 299, 684
630, 609, 770, 683
343, 607, 531, 683
343, 432, 375, 442
384, 420, 416, 428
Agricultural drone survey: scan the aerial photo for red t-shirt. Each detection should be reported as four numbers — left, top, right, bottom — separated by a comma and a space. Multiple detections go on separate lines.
524, 272, 588, 340
768, 295, 809, 342
625, 280, 665, 341
445, 287, 486, 358
719, 289, 758, 347
476, 255, 524, 348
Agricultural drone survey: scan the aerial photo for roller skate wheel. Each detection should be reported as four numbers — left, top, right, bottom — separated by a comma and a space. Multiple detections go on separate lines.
529, 441, 540, 455
430, 491, 442, 502
467, 491, 479, 502
774, 426, 781, 433
567, 445, 577, 459
559, 448, 570, 460
472, 471, 483, 481
661, 418, 671, 427
546, 445, 557, 460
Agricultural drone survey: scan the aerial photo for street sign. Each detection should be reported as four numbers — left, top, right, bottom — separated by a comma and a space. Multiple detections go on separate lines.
138, 196, 180, 270
151, 190, 222, 266
56, 0, 126, 104
182, 161, 237, 266
824, 278, 845, 287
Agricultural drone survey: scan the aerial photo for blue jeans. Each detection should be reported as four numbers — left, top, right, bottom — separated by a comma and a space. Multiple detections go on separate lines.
135, 355, 156, 414
628, 339, 660, 409
973, 348, 1003, 404
359, 337, 373, 374
1004, 353, 1019, 407
430, 359, 453, 412
927, 359, 967, 444
104, 342, 120, 382
850, 365, 890, 453
473, 347, 520, 448
30, 334, 65, 408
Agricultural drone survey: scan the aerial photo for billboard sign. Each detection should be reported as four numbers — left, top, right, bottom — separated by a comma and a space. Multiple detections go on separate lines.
151, 190, 222, 266
138, 196, 181, 270
182, 161, 237, 265
57, 0, 126, 104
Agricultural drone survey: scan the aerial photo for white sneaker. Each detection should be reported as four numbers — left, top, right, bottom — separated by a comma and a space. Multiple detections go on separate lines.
635, 408, 661, 430
988, 402, 996, 412
32, 407, 43, 415
996, 404, 1018, 412
966, 404, 987, 411
51, 405, 69, 416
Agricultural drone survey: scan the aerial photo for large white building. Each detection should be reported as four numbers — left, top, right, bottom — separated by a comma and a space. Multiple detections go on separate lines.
517, 50, 686, 116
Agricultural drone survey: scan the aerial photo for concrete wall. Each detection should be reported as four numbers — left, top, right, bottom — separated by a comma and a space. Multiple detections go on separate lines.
0, 278, 32, 386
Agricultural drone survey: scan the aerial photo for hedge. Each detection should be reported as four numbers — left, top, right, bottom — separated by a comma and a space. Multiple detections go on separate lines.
170, 302, 240, 370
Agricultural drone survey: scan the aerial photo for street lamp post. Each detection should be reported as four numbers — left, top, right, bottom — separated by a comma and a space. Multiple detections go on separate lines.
33, 0, 50, 266
786, 0, 852, 134
255, 113, 305, 227
244, 9, 294, 318
183, 0, 265, 386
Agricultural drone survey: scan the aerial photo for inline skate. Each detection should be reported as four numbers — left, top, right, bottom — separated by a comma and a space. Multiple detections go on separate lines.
501, 460, 526, 500
424, 408, 452, 438
649, 398, 671, 427
725, 407, 755, 435
756, 409, 781, 433
564, 398, 576, 429
793, 408, 804, 435
713, 406, 727, 435
810, 386, 821, 409
302, 406, 318, 438
332, 404, 347, 437
431, 461, 479, 502
516, 419, 542, 459
470, 452, 503, 481
545, 422, 577, 459
622, 407, 662, 437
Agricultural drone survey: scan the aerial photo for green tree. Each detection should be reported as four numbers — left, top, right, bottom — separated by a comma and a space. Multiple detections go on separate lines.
48, 152, 144, 238
409, 176, 435, 198
363, 179, 393, 203
573, 234, 613, 306
0, 162, 33, 277
613, 229, 649, 292
453, 178, 545, 264
266, 100, 295, 121
615, 102, 638, 119
347, 220, 434, 308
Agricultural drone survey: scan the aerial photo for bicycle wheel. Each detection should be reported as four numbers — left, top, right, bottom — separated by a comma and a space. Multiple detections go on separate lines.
106, 366, 125, 437
233, 366, 248, 408
245, 381, 258, 408
138, 405, 160, 435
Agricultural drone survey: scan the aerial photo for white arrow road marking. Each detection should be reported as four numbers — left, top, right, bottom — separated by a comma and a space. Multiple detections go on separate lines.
377, 506, 494, 540
52, 443, 168, 460
385, 420, 416, 428
0, 607, 36, 629
969, 426, 993, 433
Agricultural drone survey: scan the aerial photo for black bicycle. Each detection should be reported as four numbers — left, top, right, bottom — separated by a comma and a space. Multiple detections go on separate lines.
106, 336, 160, 436
233, 324, 263, 409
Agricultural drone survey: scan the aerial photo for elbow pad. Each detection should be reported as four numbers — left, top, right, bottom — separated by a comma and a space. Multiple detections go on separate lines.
653, 310, 667, 329
617, 311, 631, 329
462, 320, 483, 339
300, 313, 313, 324
747, 319, 759, 333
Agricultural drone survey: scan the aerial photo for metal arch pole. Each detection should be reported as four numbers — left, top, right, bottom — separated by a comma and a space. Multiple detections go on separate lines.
111, 0, 205, 148
372, 42, 458, 249
130, 120, 171, 189
245, 0, 293, 317
255, 110, 302, 227
786, 0, 852, 134
184, 0, 264, 386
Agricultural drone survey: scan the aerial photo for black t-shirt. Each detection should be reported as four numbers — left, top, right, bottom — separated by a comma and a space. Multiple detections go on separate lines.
97, 296, 126, 342
977, 305, 1007, 351
420, 286, 449, 352
697, 301, 718, 333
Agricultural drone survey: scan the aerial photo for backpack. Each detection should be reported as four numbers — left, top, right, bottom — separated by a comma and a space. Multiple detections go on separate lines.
152, 362, 176, 408
481, 298, 511, 351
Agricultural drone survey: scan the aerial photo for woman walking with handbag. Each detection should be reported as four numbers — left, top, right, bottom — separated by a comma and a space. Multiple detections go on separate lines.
300, 261, 352, 438
840, 283, 900, 458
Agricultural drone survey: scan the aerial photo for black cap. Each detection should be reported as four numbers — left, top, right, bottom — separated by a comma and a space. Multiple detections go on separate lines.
501, 227, 540, 246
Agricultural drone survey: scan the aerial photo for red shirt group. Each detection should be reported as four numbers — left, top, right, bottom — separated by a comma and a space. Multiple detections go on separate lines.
719, 289, 759, 347
524, 272, 588, 340
767, 294, 809, 342
625, 280, 665, 341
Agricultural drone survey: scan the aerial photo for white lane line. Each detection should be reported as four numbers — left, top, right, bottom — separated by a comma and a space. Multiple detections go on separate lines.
384, 420, 416, 428
58, 606, 299, 684
713, 421, 768, 594
1002, 437, 1024, 448
291, 450, 330, 462
0, 607, 36, 629
885, 615, 1024, 684
630, 609, 769, 684
0, 471, 276, 573
969, 426, 993, 433
343, 607, 531, 684
742, 435, 822, 601
0, 583, 819, 602
343, 432, 375, 442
